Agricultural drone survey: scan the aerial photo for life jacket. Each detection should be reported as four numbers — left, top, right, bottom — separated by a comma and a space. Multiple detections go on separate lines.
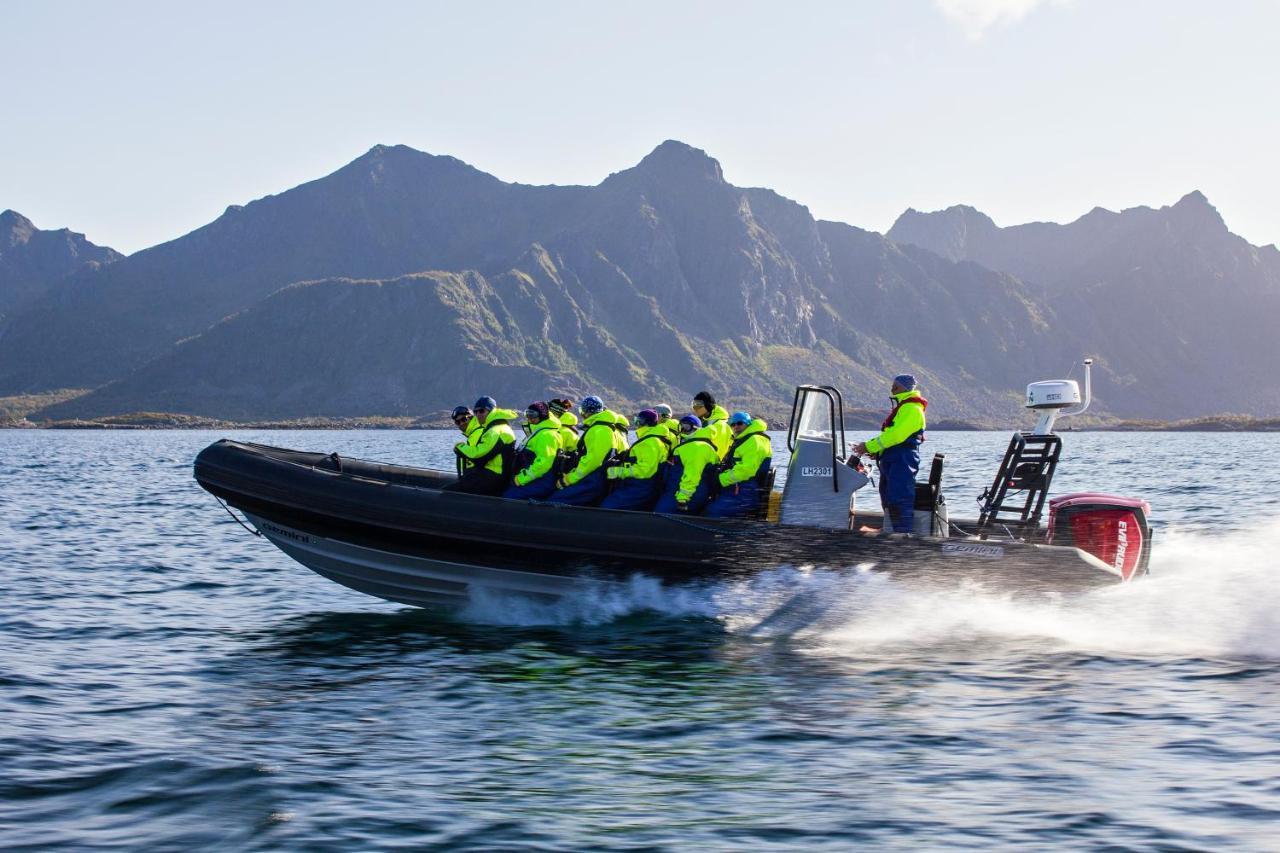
882, 395, 928, 449
470, 416, 517, 480
614, 431, 673, 482
514, 419, 561, 475
561, 414, 617, 478
723, 422, 773, 486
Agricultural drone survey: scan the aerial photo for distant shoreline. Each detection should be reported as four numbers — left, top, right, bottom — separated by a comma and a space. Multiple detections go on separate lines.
3, 412, 1278, 432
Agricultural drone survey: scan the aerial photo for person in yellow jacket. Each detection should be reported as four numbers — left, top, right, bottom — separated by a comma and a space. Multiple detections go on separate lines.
548, 398, 579, 451
609, 409, 631, 452
691, 390, 732, 458
502, 402, 563, 500
704, 412, 773, 518
600, 410, 673, 510
653, 403, 679, 443
444, 396, 517, 495
449, 405, 479, 474
653, 415, 721, 514
547, 396, 619, 506
853, 374, 928, 534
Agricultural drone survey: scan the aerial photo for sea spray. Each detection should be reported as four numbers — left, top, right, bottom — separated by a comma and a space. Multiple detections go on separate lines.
458, 573, 720, 626
456, 520, 1280, 661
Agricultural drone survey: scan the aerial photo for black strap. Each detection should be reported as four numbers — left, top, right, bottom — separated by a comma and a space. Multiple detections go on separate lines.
616, 433, 671, 464
471, 420, 514, 473
575, 422, 612, 456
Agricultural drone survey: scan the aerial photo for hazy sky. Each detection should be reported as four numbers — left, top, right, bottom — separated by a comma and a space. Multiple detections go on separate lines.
4, 1, 1278, 254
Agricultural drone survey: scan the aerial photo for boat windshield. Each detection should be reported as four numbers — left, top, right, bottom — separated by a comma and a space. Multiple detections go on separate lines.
795, 390, 833, 439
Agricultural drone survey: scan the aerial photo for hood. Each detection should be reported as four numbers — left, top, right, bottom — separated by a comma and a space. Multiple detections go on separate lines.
482, 407, 520, 426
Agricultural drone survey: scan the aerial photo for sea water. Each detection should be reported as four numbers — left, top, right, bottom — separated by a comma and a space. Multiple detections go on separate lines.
2, 430, 1279, 849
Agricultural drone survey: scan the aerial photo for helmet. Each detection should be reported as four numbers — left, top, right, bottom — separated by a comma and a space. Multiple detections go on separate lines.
892, 374, 917, 392
450, 406, 472, 420
473, 395, 497, 411
692, 390, 716, 410
580, 395, 604, 415
678, 414, 702, 432
634, 409, 659, 428
548, 398, 572, 416
525, 401, 549, 420
728, 411, 752, 427
654, 403, 673, 418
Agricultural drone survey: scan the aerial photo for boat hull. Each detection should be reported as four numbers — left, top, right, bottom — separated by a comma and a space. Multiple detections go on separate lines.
195, 440, 1126, 608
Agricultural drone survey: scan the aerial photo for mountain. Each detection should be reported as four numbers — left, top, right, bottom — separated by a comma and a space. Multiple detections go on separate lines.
7, 142, 1278, 423
888, 193, 1280, 417
24, 142, 1053, 423
0, 210, 122, 318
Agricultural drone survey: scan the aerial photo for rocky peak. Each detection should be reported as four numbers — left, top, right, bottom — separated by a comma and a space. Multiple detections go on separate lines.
887, 204, 998, 261
1, 209, 36, 246
1167, 189, 1227, 232
627, 140, 725, 185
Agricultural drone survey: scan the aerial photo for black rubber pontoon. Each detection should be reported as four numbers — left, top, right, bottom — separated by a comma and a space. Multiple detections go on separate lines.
194, 439, 1131, 608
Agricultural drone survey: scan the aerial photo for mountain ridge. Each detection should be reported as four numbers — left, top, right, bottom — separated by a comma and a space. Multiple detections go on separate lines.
4, 142, 1278, 422
0, 209, 122, 319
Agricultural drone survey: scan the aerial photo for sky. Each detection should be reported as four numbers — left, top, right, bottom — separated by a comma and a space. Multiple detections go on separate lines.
3, 0, 1278, 255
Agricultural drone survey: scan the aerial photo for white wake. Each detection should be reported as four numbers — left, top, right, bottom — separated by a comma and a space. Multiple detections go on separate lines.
459, 520, 1280, 661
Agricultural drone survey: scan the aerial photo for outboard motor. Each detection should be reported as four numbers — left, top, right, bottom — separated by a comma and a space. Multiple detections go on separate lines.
1048, 494, 1152, 580
778, 385, 869, 527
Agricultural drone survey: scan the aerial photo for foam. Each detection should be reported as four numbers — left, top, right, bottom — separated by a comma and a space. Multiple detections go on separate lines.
457, 520, 1280, 661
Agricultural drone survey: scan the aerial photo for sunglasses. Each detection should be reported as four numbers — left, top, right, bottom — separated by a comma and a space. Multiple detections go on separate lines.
453, 416, 469, 425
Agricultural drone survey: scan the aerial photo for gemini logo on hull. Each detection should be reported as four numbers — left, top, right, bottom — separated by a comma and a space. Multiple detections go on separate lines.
940, 542, 1004, 558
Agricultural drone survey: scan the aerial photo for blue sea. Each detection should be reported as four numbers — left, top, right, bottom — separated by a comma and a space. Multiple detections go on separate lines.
3, 429, 1279, 850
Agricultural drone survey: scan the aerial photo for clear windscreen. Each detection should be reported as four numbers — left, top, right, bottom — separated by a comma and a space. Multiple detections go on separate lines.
795, 390, 833, 438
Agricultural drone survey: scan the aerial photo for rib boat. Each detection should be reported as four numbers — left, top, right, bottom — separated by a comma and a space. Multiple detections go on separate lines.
194, 361, 1152, 608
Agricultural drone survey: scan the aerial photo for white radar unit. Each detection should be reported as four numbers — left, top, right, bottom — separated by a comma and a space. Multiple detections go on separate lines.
1025, 358, 1092, 435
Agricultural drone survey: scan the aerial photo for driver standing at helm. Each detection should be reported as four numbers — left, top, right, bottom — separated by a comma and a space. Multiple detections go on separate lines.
854, 374, 928, 535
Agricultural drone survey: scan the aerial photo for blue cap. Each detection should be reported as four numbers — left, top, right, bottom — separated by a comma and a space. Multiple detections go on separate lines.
473, 396, 497, 411
728, 411, 752, 427
679, 415, 702, 430
892, 374, 917, 391
581, 395, 604, 414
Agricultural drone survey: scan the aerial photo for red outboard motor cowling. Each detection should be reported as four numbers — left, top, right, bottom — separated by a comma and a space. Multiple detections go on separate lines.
1047, 494, 1152, 580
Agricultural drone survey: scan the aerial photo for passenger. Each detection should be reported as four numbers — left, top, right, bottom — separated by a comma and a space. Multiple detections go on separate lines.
502, 402, 562, 500
853, 374, 928, 535
547, 396, 619, 506
548, 398, 579, 451
653, 403, 679, 442
599, 410, 673, 511
450, 405, 478, 475
444, 396, 517, 495
451, 405, 475, 436
691, 390, 732, 458
704, 412, 773, 519
609, 408, 631, 452
653, 415, 721, 514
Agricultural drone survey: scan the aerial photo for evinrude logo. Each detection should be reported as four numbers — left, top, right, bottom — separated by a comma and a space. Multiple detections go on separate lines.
801, 467, 833, 478
941, 542, 1004, 558
1114, 520, 1128, 569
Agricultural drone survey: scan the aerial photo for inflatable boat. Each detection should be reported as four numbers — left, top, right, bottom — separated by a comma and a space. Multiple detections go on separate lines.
194, 362, 1152, 608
